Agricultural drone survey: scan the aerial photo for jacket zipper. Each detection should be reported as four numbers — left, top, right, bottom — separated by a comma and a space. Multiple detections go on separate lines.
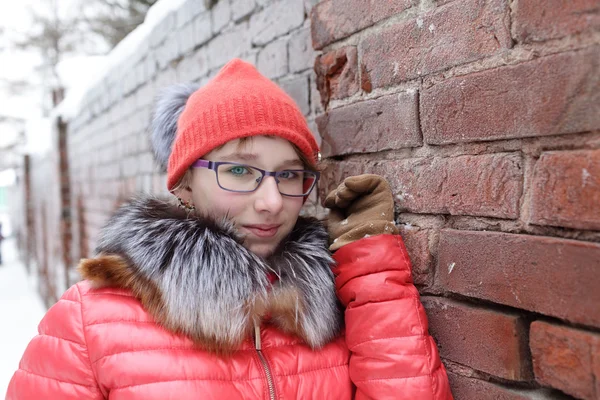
254, 325, 276, 400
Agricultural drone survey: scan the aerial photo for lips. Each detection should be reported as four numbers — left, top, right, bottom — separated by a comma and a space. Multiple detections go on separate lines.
242, 224, 281, 238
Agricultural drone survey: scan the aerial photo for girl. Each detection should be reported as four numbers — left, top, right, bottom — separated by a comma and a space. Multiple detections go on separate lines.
7, 59, 452, 399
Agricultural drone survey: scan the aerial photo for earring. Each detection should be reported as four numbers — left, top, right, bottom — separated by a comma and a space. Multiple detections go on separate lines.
177, 197, 196, 211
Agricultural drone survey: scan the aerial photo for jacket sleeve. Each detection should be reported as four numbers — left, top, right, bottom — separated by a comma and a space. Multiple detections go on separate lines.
6, 284, 104, 400
334, 234, 453, 400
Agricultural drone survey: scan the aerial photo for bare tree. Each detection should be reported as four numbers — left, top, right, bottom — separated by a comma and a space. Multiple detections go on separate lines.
13, 0, 79, 89
79, 0, 158, 48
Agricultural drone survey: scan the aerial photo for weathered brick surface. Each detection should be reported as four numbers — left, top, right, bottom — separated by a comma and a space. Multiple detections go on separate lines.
314, 47, 359, 109
176, 0, 206, 28
529, 149, 600, 231
360, 0, 512, 89
371, 153, 522, 219
280, 75, 310, 116
423, 297, 531, 381
318, 160, 366, 201
513, 0, 600, 43
193, 12, 213, 47
317, 91, 421, 157
422, 46, 600, 144
437, 230, 600, 328
257, 38, 288, 79
530, 321, 600, 400
288, 28, 314, 73
231, 0, 256, 22
447, 373, 554, 400
311, 0, 416, 49
398, 227, 432, 286
207, 26, 251, 69
250, 0, 305, 46
211, 0, 231, 33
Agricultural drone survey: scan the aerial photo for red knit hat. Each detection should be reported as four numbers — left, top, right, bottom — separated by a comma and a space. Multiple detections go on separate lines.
166, 59, 320, 190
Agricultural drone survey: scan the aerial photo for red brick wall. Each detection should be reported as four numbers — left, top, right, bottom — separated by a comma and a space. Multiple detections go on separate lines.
312, 0, 599, 398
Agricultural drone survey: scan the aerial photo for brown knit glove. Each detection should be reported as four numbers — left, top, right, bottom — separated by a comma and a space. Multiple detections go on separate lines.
325, 174, 398, 251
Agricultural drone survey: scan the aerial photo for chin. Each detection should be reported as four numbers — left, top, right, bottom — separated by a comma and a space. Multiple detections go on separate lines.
247, 243, 277, 258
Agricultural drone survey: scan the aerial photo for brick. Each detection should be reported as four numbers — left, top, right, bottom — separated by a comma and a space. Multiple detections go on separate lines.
447, 373, 554, 400
178, 22, 196, 54
149, 11, 176, 48
529, 149, 600, 231
155, 35, 180, 70
303, 0, 318, 14
288, 28, 314, 73
422, 46, 600, 144
211, 0, 231, 33
176, 48, 209, 83
314, 47, 359, 109
377, 153, 522, 218
280, 75, 310, 116
513, 0, 600, 43
318, 161, 366, 202
193, 12, 213, 47
207, 26, 251, 69
309, 72, 323, 116
423, 297, 531, 380
437, 230, 600, 328
176, 0, 206, 28
257, 39, 288, 79
311, 0, 416, 49
231, 0, 256, 22
250, 0, 305, 46
317, 91, 422, 157
360, 0, 511, 89
398, 227, 432, 286
530, 321, 600, 400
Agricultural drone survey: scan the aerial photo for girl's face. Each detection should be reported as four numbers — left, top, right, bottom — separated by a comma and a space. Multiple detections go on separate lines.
178, 136, 306, 258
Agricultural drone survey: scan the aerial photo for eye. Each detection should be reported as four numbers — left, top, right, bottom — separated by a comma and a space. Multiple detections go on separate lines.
228, 166, 250, 175
278, 170, 300, 180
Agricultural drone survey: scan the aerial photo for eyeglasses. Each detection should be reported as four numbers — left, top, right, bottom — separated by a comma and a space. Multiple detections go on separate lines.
191, 160, 320, 197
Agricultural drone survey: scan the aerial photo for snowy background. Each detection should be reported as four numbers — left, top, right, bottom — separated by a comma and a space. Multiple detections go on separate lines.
0, 238, 46, 396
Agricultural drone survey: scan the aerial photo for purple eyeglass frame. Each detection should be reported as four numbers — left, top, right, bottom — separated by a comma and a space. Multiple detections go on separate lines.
191, 159, 320, 197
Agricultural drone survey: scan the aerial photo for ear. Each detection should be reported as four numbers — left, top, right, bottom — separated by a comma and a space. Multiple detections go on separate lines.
174, 188, 193, 203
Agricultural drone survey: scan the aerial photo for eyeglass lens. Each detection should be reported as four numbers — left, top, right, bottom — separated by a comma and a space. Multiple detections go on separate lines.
216, 163, 317, 196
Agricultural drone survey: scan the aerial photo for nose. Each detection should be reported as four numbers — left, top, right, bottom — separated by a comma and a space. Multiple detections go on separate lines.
254, 176, 283, 214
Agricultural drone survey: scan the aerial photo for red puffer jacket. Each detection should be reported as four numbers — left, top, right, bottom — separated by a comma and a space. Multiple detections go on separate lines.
7, 197, 452, 399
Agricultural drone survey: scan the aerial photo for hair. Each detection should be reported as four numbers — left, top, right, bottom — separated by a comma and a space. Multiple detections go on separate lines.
171, 136, 320, 193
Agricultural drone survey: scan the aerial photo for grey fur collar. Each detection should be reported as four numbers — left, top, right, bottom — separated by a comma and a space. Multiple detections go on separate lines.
78, 196, 342, 353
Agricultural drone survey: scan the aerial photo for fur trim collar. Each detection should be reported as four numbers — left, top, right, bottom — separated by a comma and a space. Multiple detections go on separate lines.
78, 196, 341, 353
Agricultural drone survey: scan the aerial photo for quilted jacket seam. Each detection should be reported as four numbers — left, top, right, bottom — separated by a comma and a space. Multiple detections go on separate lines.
349, 333, 426, 350
410, 290, 435, 398
111, 376, 265, 391
91, 346, 255, 364
86, 319, 157, 327
83, 292, 135, 298
38, 332, 85, 347
18, 368, 98, 388
277, 363, 348, 377
76, 284, 103, 394
354, 374, 432, 383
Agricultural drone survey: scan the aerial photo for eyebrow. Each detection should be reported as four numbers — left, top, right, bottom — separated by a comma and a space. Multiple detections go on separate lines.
219, 153, 304, 168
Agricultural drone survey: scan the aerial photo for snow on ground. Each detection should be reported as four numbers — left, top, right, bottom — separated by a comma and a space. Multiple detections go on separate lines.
0, 237, 47, 397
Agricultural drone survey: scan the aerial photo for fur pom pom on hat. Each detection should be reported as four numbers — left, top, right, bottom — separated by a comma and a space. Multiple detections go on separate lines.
151, 83, 200, 172
150, 59, 320, 191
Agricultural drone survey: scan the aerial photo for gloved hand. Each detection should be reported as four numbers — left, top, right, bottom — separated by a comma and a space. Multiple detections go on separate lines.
324, 174, 398, 251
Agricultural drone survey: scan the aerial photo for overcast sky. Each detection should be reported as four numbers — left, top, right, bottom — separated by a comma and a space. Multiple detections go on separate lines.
0, 0, 86, 148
